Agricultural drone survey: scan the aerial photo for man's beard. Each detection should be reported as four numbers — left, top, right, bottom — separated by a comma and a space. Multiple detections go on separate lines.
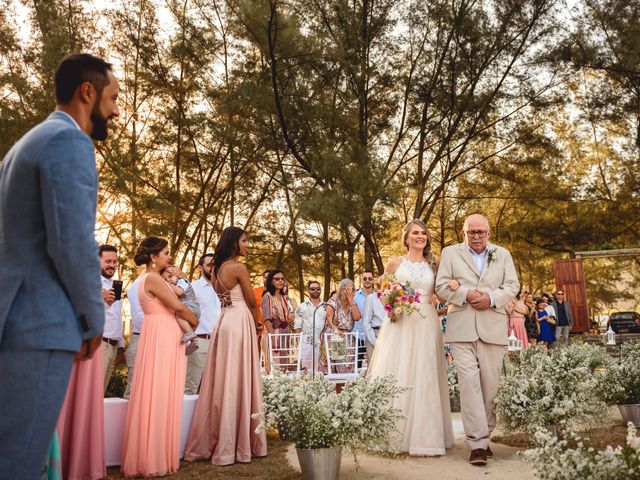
102, 269, 114, 279
203, 269, 212, 281
310, 293, 321, 299
90, 112, 108, 140
90, 94, 109, 141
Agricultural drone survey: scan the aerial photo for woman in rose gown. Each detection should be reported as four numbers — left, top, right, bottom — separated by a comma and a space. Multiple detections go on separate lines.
367, 219, 454, 456
121, 237, 199, 478
185, 226, 267, 466
56, 343, 105, 480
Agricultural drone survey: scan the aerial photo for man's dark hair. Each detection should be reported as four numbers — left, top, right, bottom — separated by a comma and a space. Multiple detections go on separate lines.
307, 280, 321, 289
198, 252, 214, 266
98, 244, 117, 256
55, 53, 113, 104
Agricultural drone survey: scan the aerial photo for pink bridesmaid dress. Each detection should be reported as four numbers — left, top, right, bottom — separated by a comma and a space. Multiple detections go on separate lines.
56, 343, 106, 480
121, 274, 187, 478
184, 272, 267, 466
509, 300, 530, 349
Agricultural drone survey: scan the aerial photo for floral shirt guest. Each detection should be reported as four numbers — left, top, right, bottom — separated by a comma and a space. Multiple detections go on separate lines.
321, 279, 360, 374
261, 270, 294, 368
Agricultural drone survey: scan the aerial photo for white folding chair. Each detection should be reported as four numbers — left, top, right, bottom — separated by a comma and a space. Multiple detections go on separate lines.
267, 332, 304, 376
324, 331, 359, 382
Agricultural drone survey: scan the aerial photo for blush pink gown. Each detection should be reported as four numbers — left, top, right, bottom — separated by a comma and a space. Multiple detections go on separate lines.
56, 343, 106, 480
121, 274, 187, 478
184, 280, 267, 466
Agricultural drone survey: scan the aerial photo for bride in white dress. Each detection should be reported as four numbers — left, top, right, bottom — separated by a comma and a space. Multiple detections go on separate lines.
367, 219, 453, 456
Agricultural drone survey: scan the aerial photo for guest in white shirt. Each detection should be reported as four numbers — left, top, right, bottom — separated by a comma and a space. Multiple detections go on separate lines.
362, 291, 385, 362
124, 273, 144, 399
294, 281, 325, 373
185, 253, 221, 394
99, 245, 124, 392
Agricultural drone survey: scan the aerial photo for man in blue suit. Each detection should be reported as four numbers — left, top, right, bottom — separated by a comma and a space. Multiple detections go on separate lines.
0, 53, 120, 479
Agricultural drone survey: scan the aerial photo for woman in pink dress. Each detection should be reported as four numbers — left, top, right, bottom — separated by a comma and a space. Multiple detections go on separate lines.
121, 236, 199, 478
185, 226, 267, 466
56, 343, 105, 480
506, 291, 530, 349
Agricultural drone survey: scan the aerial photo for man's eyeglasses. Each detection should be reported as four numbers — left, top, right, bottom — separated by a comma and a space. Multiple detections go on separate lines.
465, 230, 488, 238
309, 287, 321, 292
556, 292, 564, 296
362, 277, 373, 281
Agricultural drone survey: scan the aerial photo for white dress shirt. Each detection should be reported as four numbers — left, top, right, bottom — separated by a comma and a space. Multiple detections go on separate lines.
294, 300, 326, 344
128, 275, 145, 335
467, 245, 489, 273
102, 276, 124, 348
362, 293, 386, 346
465, 245, 495, 307
192, 277, 221, 335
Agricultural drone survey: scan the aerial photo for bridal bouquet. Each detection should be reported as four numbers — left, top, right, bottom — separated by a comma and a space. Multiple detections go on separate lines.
377, 273, 423, 323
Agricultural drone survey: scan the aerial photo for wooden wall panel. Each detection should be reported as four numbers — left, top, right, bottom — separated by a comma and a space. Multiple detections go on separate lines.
552, 259, 589, 333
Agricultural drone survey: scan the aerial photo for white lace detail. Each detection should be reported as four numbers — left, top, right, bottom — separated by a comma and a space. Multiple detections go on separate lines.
395, 258, 435, 295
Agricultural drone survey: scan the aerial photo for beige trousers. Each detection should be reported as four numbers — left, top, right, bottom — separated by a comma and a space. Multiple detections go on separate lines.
450, 341, 505, 450
123, 333, 139, 399
185, 337, 210, 395
103, 341, 117, 392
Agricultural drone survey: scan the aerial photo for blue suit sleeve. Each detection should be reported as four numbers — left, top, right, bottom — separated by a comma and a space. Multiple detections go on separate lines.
39, 129, 105, 339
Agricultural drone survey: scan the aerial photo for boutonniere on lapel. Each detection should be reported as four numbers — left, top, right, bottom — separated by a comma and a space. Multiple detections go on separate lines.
487, 247, 497, 266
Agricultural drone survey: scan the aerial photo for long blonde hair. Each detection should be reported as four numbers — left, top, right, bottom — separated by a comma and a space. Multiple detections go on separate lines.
402, 219, 435, 267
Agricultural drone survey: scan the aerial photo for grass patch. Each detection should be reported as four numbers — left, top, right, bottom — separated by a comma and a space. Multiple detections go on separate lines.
107, 432, 300, 479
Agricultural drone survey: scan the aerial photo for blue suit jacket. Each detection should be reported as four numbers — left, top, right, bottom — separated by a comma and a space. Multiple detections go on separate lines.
0, 111, 104, 351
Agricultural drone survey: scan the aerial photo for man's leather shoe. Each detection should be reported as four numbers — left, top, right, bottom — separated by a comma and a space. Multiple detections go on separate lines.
469, 448, 487, 466
486, 446, 493, 458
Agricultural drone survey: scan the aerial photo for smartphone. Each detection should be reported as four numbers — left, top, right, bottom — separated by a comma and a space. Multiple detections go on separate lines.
112, 280, 123, 301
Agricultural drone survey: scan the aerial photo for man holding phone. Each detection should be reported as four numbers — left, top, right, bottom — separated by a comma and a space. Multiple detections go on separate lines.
100, 244, 124, 391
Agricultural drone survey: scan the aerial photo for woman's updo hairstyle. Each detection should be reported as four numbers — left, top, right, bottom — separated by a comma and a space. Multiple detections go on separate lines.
134, 236, 168, 266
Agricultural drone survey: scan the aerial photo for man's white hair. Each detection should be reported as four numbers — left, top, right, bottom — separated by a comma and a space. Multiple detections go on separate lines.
462, 214, 490, 231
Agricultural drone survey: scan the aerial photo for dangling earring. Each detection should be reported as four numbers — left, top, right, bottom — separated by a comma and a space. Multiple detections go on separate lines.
152, 261, 156, 270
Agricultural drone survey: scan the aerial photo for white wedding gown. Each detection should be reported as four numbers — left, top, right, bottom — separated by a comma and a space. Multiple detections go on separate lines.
367, 258, 454, 455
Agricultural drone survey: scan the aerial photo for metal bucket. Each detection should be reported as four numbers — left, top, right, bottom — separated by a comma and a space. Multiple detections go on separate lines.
296, 447, 342, 480
618, 404, 640, 427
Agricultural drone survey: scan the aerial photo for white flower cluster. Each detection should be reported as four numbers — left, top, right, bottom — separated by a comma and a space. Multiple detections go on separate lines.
596, 341, 640, 405
495, 344, 607, 433
522, 423, 640, 479
254, 372, 407, 450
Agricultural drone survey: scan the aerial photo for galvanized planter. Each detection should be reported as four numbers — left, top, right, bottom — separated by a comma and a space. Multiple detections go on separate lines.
618, 404, 640, 427
296, 447, 342, 480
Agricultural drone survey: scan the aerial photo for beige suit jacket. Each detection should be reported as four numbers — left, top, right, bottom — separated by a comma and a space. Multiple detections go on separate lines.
435, 243, 519, 345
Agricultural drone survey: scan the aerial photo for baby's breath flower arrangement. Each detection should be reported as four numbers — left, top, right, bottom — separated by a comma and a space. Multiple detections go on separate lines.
522, 423, 640, 479
596, 341, 640, 405
255, 372, 406, 451
495, 344, 607, 434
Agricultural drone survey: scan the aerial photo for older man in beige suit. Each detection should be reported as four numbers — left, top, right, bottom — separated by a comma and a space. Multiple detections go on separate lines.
435, 214, 519, 466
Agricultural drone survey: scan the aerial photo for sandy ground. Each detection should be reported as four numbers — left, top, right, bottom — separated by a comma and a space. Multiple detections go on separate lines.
285, 413, 535, 480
